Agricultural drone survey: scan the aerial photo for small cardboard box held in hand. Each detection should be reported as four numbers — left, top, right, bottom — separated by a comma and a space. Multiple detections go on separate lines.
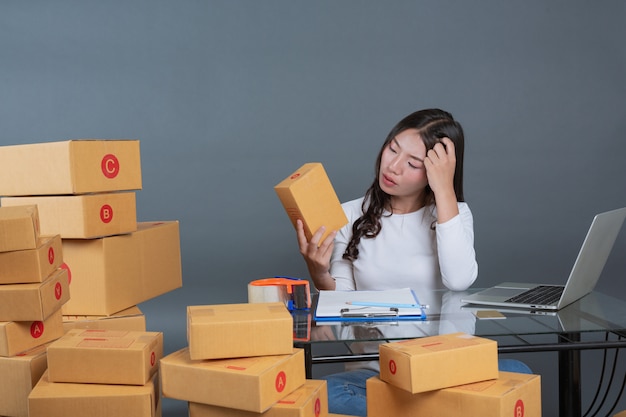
0, 139, 142, 196
188, 379, 328, 417
47, 329, 163, 385
274, 163, 348, 243
187, 302, 293, 360
160, 347, 305, 413
0, 205, 40, 253
367, 372, 541, 417
379, 332, 499, 393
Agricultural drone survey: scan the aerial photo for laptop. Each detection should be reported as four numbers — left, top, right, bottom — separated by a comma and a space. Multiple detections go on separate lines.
461, 207, 626, 311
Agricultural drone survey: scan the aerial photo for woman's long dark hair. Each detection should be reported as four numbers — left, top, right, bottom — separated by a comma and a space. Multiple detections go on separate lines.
343, 109, 466, 262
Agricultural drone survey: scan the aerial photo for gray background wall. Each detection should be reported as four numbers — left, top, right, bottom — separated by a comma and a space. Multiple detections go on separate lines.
2, 1, 625, 416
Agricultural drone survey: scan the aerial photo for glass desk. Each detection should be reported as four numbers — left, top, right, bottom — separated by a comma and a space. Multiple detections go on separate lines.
293, 289, 626, 417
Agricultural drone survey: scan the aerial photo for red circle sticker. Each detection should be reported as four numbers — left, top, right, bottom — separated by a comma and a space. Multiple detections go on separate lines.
314, 398, 321, 417
54, 282, 62, 300
61, 263, 72, 285
290, 173, 301, 180
151, 351, 156, 367
514, 399, 524, 417
48, 247, 55, 264
100, 204, 113, 223
30, 321, 44, 338
275, 371, 287, 393
101, 154, 120, 179
389, 359, 397, 375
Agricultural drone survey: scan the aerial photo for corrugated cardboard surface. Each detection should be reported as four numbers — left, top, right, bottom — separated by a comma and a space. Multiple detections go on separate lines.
160, 347, 305, 413
379, 332, 499, 393
367, 372, 541, 417
187, 302, 293, 360
60, 221, 182, 315
0, 308, 64, 357
188, 379, 328, 417
47, 329, 163, 385
62, 306, 146, 332
0, 205, 40, 252
28, 370, 160, 417
0, 140, 142, 196
274, 163, 348, 243
0, 235, 63, 284
0, 268, 70, 322
1, 192, 137, 239
0, 344, 48, 417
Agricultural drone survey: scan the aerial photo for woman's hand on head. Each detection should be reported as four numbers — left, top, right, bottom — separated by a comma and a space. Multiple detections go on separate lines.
424, 137, 456, 195
424, 137, 460, 223
296, 219, 337, 290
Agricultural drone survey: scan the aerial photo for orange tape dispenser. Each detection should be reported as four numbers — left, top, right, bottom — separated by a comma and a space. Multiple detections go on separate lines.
248, 277, 311, 311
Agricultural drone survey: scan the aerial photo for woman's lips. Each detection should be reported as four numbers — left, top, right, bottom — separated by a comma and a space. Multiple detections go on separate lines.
381, 173, 396, 187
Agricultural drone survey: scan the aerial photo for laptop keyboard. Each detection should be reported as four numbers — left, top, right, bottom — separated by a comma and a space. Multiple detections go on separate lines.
505, 285, 565, 305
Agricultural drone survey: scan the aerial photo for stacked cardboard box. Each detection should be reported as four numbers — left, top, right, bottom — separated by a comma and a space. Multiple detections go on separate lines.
62, 306, 146, 332
0, 344, 49, 417
161, 302, 330, 416
367, 332, 542, 417
0, 205, 69, 417
0, 139, 182, 321
0, 139, 183, 416
28, 329, 163, 417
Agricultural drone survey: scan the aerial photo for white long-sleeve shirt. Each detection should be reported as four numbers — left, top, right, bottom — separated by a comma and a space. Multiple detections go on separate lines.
330, 197, 478, 308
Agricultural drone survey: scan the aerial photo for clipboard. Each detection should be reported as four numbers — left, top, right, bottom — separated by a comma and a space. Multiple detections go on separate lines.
314, 288, 427, 322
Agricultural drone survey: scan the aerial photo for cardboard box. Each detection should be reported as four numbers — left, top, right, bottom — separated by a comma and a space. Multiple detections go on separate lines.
0, 309, 64, 357
614, 411, 626, 417
367, 372, 541, 417
0, 234, 63, 284
160, 347, 305, 412
0, 344, 48, 417
60, 221, 182, 315
0, 268, 70, 322
28, 371, 160, 417
0, 205, 40, 252
47, 329, 162, 385
1, 192, 137, 239
63, 306, 146, 332
0, 139, 142, 196
274, 163, 348, 243
379, 332, 498, 393
188, 379, 328, 417
187, 302, 293, 360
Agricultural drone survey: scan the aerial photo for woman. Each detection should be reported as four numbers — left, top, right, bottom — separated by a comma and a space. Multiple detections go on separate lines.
296, 109, 530, 416
298, 108, 476, 300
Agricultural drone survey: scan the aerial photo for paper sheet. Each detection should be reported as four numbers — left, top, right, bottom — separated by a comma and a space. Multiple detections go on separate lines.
315, 288, 426, 321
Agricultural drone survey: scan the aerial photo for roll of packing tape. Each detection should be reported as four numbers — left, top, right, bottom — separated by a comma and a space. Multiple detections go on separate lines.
247, 283, 287, 304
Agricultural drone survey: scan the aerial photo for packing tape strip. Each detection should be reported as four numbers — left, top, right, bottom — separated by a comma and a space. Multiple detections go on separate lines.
247, 283, 288, 304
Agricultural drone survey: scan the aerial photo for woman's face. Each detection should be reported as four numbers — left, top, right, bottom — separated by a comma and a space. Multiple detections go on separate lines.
378, 128, 429, 209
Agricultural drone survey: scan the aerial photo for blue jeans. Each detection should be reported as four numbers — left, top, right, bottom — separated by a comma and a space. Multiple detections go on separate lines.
322, 359, 533, 417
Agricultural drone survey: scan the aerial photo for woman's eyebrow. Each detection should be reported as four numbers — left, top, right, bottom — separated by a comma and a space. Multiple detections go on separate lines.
392, 137, 424, 163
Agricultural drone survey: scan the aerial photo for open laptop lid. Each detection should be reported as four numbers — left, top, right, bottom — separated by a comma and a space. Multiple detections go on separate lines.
462, 207, 626, 310
557, 206, 626, 308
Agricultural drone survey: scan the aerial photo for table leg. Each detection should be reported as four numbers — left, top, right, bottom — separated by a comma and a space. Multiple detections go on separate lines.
559, 333, 582, 417
302, 344, 313, 379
